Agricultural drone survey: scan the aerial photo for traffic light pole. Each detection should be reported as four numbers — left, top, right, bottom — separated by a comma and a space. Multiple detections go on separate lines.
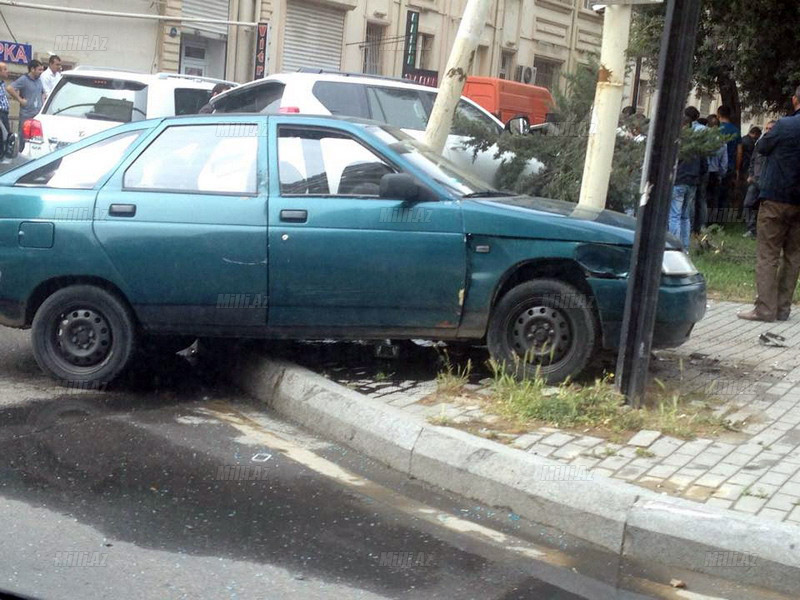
615, 0, 703, 406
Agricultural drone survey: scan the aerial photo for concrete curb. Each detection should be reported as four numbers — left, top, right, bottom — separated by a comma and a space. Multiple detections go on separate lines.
226, 351, 800, 595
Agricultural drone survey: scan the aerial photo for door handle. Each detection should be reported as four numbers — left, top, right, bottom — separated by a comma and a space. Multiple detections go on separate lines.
280, 209, 307, 223
108, 204, 137, 217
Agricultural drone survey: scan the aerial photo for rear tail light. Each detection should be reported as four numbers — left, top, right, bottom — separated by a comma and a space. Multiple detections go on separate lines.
22, 119, 43, 142
279, 106, 300, 114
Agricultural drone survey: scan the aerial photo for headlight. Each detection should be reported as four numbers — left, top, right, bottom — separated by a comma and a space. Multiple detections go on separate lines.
662, 250, 698, 276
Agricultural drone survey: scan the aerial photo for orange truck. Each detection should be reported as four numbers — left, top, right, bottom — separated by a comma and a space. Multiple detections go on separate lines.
462, 76, 554, 126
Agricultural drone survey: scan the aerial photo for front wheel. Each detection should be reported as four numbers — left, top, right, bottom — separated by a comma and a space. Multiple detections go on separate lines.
487, 279, 597, 384
31, 285, 137, 387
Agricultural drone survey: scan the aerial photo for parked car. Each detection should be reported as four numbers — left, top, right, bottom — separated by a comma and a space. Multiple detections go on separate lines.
462, 76, 554, 126
210, 70, 542, 186
20, 67, 237, 160
0, 114, 705, 387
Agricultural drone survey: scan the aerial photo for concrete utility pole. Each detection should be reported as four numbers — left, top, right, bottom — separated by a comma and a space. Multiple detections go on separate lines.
423, 0, 493, 155
578, 3, 633, 208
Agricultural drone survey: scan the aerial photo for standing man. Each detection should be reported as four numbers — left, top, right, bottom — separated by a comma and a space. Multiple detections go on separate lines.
670, 110, 706, 249
685, 106, 708, 235
6, 59, 45, 152
717, 105, 741, 212
740, 126, 761, 177
738, 88, 800, 322
742, 121, 774, 238
40, 55, 62, 100
705, 114, 728, 224
0, 62, 11, 161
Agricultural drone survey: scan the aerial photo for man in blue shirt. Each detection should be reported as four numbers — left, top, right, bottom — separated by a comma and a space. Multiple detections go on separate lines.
717, 105, 741, 211
705, 114, 728, 224
738, 87, 800, 322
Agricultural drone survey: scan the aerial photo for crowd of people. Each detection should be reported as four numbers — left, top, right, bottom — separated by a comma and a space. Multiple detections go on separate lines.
666, 88, 800, 323
667, 105, 748, 248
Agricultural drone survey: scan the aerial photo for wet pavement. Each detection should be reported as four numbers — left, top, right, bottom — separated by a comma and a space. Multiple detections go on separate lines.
0, 328, 664, 600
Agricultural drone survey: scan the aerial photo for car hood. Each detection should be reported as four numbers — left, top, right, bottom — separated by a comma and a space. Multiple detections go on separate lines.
462, 195, 681, 249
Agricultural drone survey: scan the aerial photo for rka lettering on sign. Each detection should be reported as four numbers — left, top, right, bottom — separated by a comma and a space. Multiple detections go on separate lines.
0, 41, 32, 65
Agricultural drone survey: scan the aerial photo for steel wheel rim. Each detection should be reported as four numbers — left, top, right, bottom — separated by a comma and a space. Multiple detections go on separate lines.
53, 307, 113, 369
508, 304, 572, 366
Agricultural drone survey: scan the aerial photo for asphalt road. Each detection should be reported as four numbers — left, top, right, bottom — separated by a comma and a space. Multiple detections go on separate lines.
0, 328, 666, 600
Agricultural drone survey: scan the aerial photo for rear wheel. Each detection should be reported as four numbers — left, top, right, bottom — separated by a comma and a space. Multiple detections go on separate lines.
487, 279, 596, 384
31, 285, 137, 387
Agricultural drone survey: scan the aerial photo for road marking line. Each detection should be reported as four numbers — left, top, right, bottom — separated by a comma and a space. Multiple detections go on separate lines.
200, 403, 549, 561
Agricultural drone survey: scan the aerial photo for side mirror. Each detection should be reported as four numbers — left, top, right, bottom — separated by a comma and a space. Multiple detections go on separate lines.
380, 173, 420, 201
505, 115, 530, 135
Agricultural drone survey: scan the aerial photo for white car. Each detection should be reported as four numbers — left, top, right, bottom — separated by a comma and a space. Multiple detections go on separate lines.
210, 70, 540, 186
21, 67, 237, 160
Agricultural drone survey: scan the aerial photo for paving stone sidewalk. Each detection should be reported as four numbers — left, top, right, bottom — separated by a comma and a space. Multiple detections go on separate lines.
298, 300, 800, 525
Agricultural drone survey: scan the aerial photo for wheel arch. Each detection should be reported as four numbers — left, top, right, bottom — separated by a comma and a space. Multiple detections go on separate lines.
25, 276, 136, 327
490, 258, 597, 311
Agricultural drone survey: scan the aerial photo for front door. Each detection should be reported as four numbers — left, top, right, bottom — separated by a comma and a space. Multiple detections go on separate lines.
267, 118, 467, 332
93, 119, 268, 332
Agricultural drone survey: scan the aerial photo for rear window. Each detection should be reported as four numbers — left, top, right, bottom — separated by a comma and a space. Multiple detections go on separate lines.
366, 87, 429, 130
45, 76, 148, 123
312, 82, 368, 118
213, 82, 285, 113
15, 130, 143, 189
174, 88, 212, 115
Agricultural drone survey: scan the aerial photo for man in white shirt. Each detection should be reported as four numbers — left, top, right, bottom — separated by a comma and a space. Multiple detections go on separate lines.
40, 54, 62, 99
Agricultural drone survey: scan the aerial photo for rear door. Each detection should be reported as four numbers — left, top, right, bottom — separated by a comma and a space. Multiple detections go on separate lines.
93, 117, 268, 332
266, 117, 467, 331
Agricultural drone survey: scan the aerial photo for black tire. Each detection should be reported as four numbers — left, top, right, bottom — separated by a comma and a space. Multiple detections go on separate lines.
487, 279, 597, 384
31, 285, 137, 387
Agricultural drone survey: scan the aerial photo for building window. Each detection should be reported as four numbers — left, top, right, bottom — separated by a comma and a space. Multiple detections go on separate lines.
363, 23, 385, 75
499, 51, 515, 80
533, 57, 562, 91
415, 34, 434, 70
181, 40, 207, 77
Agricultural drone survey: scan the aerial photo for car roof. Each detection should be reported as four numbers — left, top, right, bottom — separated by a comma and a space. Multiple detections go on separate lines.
64, 67, 236, 89
155, 112, 381, 128
213, 71, 442, 102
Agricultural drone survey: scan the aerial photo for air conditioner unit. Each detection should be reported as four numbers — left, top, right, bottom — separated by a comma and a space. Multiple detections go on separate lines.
514, 65, 524, 82
524, 66, 537, 84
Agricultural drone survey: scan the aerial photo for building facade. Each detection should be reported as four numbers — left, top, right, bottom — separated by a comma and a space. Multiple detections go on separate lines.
0, 0, 603, 91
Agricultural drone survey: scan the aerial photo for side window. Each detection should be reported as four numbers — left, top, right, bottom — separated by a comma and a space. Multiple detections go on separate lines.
213, 83, 285, 113
124, 124, 259, 194
278, 127, 394, 196
174, 88, 212, 115
15, 131, 143, 189
312, 82, 369, 118
421, 91, 502, 137
366, 87, 429, 130
452, 99, 503, 136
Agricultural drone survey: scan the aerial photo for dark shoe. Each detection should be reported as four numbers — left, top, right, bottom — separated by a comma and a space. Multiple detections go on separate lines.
777, 312, 790, 321
737, 309, 775, 322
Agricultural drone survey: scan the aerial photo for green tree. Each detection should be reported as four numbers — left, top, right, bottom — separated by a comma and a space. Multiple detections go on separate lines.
629, 1, 800, 124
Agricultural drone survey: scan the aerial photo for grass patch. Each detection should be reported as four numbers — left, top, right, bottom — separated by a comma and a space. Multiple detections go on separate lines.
691, 223, 800, 303
486, 361, 735, 440
435, 351, 473, 395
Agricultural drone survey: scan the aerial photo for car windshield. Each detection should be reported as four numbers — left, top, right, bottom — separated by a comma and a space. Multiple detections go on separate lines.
45, 76, 149, 123
367, 125, 505, 196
